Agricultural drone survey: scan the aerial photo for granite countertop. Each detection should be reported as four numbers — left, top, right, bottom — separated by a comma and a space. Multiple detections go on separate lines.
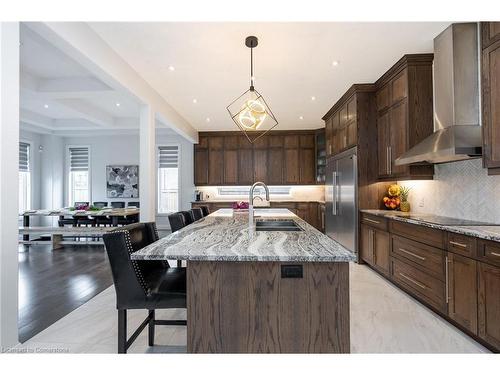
192, 200, 325, 204
361, 209, 500, 243
132, 208, 355, 262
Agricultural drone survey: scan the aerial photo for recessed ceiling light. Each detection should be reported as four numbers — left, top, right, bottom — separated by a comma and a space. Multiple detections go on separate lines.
311, 96, 316, 101
206, 117, 211, 123
168, 65, 175, 71
332, 60, 339, 67
299, 116, 304, 120
43, 104, 49, 109
115, 102, 121, 107
192, 99, 198, 104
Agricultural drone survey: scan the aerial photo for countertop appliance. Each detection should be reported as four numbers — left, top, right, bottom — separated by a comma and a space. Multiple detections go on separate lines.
195, 190, 204, 202
325, 147, 358, 257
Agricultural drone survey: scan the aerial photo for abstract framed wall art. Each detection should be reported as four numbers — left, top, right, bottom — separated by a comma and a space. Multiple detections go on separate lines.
106, 165, 139, 198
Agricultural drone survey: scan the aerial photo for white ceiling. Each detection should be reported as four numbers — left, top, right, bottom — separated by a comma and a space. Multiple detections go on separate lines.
89, 22, 451, 131
20, 23, 141, 135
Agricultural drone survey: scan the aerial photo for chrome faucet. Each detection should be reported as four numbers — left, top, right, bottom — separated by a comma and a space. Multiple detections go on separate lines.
249, 182, 270, 227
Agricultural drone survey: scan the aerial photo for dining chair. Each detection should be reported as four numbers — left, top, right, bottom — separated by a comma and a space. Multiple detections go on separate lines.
92, 202, 111, 226
103, 223, 186, 354
111, 201, 126, 208
93, 201, 108, 208
128, 202, 140, 208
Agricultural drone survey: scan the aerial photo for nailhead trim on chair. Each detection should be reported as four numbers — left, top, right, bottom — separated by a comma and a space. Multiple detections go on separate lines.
112, 229, 150, 295
151, 222, 160, 241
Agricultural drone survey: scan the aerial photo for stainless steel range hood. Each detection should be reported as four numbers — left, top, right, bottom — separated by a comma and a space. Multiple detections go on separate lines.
395, 23, 482, 166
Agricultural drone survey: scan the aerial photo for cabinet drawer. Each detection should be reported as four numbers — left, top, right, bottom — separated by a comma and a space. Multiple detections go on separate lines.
446, 232, 477, 258
477, 239, 500, 267
391, 235, 445, 280
390, 221, 445, 249
360, 213, 388, 231
391, 257, 446, 313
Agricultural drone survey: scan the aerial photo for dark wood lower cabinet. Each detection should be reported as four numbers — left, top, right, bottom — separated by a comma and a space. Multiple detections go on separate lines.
187, 261, 350, 353
360, 224, 390, 276
447, 252, 478, 334
361, 216, 500, 352
478, 262, 500, 349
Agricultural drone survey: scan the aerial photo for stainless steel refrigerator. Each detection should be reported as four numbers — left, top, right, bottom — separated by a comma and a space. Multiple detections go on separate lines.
325, 147, 358, 258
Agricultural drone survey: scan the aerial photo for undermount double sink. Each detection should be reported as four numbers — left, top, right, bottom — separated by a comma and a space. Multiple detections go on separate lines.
255, 219, 303, 232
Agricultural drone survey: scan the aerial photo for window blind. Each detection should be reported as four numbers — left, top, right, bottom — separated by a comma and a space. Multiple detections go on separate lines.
69, 147, 89, 172
19, 142, 30, 172
158, 146, 179, 168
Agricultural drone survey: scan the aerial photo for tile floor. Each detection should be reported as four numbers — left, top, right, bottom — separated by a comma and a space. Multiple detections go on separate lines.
14, 263, 490, 353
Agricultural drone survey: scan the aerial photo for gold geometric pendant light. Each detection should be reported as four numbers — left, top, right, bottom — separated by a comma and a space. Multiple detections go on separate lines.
226, 36, 278, 143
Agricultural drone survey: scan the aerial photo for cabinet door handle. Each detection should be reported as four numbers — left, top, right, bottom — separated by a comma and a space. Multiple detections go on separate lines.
490, 251, 500, 257
445, 256, 450, 304
363, 218, 380, 225
388, 146, 392, 175
370, 229, 377, 264
449, 240, 467, 248
386, 147, 390, 175
399, 272, 427, 290
398, 248, 426, 261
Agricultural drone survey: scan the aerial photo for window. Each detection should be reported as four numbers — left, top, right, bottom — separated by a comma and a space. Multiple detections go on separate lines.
157, 145, 179, 214
18, 142, 31, 214
68, 146, 90, 206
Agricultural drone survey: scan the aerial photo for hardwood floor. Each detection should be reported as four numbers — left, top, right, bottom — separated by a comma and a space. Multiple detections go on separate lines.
18, 244, 113, 343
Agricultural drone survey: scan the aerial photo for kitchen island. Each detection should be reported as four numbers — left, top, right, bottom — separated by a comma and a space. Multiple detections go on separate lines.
132, 208, 355, 353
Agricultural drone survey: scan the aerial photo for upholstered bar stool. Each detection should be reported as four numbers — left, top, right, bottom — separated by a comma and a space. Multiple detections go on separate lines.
199, 205, 210, 217
168, 212, 186, 268
190, 208, 203, 221
103, 223, 187, 354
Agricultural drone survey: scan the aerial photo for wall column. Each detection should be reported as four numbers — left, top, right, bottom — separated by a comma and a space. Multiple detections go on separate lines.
139, 104, 156, 222
0, 22, 20, 348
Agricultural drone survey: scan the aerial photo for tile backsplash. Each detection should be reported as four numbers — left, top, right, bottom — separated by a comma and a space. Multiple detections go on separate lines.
399, 159, 500, 224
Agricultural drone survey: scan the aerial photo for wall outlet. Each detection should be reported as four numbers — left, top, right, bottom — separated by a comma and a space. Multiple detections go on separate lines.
418, 197, 425, 207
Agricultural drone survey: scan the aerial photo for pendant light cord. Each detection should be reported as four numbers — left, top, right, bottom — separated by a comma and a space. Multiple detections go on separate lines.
250, 46, 254, 90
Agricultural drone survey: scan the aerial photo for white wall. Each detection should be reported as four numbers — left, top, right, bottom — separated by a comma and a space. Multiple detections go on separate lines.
62, 130, 194, 229
40, 134, 64, 226
399, 158, 500, 224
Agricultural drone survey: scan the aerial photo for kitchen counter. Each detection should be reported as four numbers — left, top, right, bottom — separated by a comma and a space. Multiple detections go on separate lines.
134, 208, 352, 353
133, 208, 353, 262
361, 209, 500, 243
191, 200, 325, 203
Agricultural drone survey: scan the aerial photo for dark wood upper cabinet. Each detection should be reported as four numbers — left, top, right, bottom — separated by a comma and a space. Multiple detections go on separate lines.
447, 252, 478, 335
267, 148, 283, 185
299, 148, 316, 184
478, 262, 500, 349
482, 22, 500, 49
208, 149, 224, 185
238, 148, 253, 185
194, 148, 208, 185
194, 131, 319, 186
253, 149, 268, 182
284, 148, 300, 184
481, 22, 500, 174
374, 55, 434, 181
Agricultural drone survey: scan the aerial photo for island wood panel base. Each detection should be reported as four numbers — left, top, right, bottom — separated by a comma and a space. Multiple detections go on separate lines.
187, 261, 350, 353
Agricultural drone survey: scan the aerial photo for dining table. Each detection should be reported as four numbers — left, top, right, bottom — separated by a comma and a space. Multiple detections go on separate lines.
19, 207, 140, 241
